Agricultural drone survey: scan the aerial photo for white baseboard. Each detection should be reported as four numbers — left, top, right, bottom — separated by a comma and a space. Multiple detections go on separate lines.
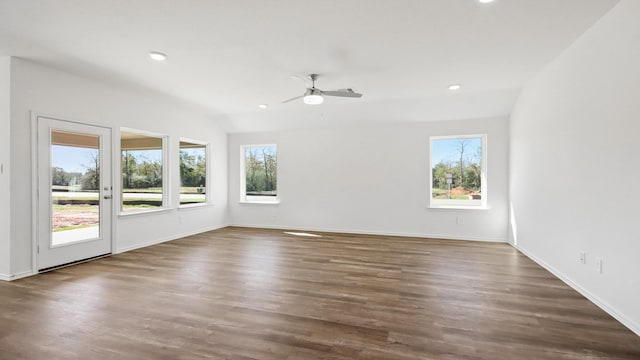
229, 223, 507, 243
115, 223, 229, 253
513, 243, 640, 337
0, 270, 36, 282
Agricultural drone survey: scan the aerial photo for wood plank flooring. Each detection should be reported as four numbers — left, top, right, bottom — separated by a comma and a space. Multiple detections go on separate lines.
1, 227, 639, 359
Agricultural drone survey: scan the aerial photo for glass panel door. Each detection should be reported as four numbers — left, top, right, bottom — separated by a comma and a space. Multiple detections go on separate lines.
37, 117, 112, 270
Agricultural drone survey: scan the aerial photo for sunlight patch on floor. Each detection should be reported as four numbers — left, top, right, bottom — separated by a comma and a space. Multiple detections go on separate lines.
284, 231, 322, 238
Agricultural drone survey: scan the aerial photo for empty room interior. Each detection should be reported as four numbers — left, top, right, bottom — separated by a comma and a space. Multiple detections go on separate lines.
1, 0, 640, 359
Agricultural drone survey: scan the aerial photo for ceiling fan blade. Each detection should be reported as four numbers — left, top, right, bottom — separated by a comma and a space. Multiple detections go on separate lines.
281, 94, 304, 103
322, 89, 363, 98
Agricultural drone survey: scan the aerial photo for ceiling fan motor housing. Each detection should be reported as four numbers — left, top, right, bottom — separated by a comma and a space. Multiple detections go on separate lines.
305, 88, 322, 96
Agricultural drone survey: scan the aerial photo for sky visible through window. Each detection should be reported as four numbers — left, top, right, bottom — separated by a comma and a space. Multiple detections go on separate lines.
51, 146, 163, 173
245, 146, 276, 159
181, 148, 203, 158
122, 149, 162, 162
432, 137, 482, 165
52, 145, 98, 173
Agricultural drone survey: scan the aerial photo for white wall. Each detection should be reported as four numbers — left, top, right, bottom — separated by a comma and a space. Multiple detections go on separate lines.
229, 117, 509, 241
0, 57, 10, 278
510, 0, 640, 335
6, 58, 228, 277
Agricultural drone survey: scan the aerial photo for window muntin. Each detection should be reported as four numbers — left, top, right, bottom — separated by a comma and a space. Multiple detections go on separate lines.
430, 134, 487, 208
120, 130, 167, 212
179, 140, 207, 206
240, 144, 278, 203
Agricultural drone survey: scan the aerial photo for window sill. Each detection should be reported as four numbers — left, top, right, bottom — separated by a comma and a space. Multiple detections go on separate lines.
179, 202, 212, 210
427, 205, 490, 211
119, 207, 173, 217
239, 200, 280, 205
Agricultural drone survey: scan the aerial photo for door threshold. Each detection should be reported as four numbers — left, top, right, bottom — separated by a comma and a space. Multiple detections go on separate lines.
38, 253, 111, 273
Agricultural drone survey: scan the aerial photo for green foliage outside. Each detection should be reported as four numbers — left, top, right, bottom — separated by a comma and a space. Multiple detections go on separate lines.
51, 167, 83, 186
245, 146, 277, 196
180, 148, 206, 192
51, 149, 100, 190
432, 138, 482, 199
122, 150, 162, 190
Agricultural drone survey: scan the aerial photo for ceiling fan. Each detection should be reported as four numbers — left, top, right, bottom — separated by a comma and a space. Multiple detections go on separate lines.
282, 74, 363, 105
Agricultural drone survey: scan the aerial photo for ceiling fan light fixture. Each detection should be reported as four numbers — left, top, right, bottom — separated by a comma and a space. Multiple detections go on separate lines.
304, 94, 324, 105
282, 74, 361, 105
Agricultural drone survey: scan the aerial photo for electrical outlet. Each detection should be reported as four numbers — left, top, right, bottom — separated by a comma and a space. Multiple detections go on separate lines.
456, 216, 464, 225
178, 215, 183, 224
579, 252, 586, 264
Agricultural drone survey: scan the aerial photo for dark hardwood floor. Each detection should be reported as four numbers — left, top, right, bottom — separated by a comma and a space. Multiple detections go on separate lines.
1, 227, 639, 359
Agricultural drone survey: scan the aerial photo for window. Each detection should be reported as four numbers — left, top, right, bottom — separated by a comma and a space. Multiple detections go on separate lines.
240, 144, 278, 203
179, 140, 207, 206
430, 134, 487, 208
120, 130, 167, 212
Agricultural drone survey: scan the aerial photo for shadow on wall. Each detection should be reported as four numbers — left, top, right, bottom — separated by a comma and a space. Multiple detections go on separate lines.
510, 202, 518, 246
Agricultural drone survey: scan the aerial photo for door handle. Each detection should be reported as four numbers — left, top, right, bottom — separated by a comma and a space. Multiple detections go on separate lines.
104, 195, 112, 199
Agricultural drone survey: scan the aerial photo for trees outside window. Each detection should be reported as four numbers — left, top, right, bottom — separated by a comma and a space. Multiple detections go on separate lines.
430, 135, 486, 208
180, 140, 207, 206
241, 144, 277, 202
120, 130, 166, 212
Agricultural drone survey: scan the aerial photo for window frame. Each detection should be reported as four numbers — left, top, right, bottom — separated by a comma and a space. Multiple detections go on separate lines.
118, 127, 169, 215
240, 144, 279, 204
178, 138, 210, 208
429, 134, 488, 209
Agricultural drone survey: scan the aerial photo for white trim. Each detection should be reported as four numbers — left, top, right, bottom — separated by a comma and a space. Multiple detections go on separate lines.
178, 202, 210, 209
431, 199, 483, 207
30, 112, 39, 274
229, 223, 507, 243
0, 270, 36, 282
115, 224, 228, 253
426, 205, 491, 211
119, 207, 174, 217
178, 138, 210, 207
178, 202, 215, 211
118, 127, 170, 212
513, 243, 640, 337
429, 134, 487, 209
239, 144, 278, 203
179, 137, 208, 145
119, 127, 167, 139
33, 115, 114, 270
239, 200, 281, 205
30, 112, 116, 273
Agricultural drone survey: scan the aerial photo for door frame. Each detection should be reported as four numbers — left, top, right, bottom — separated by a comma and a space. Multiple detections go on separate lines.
31, 112, 115, 272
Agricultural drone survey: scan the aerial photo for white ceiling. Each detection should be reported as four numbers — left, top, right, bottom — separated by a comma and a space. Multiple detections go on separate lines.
0, 0, 620, 132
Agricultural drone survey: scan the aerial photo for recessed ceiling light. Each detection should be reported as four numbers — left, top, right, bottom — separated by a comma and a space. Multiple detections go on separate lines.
478, 0, 495, 3
448, 84, 462, 91
149, 51, 167, 61
258, 104, 268, 109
